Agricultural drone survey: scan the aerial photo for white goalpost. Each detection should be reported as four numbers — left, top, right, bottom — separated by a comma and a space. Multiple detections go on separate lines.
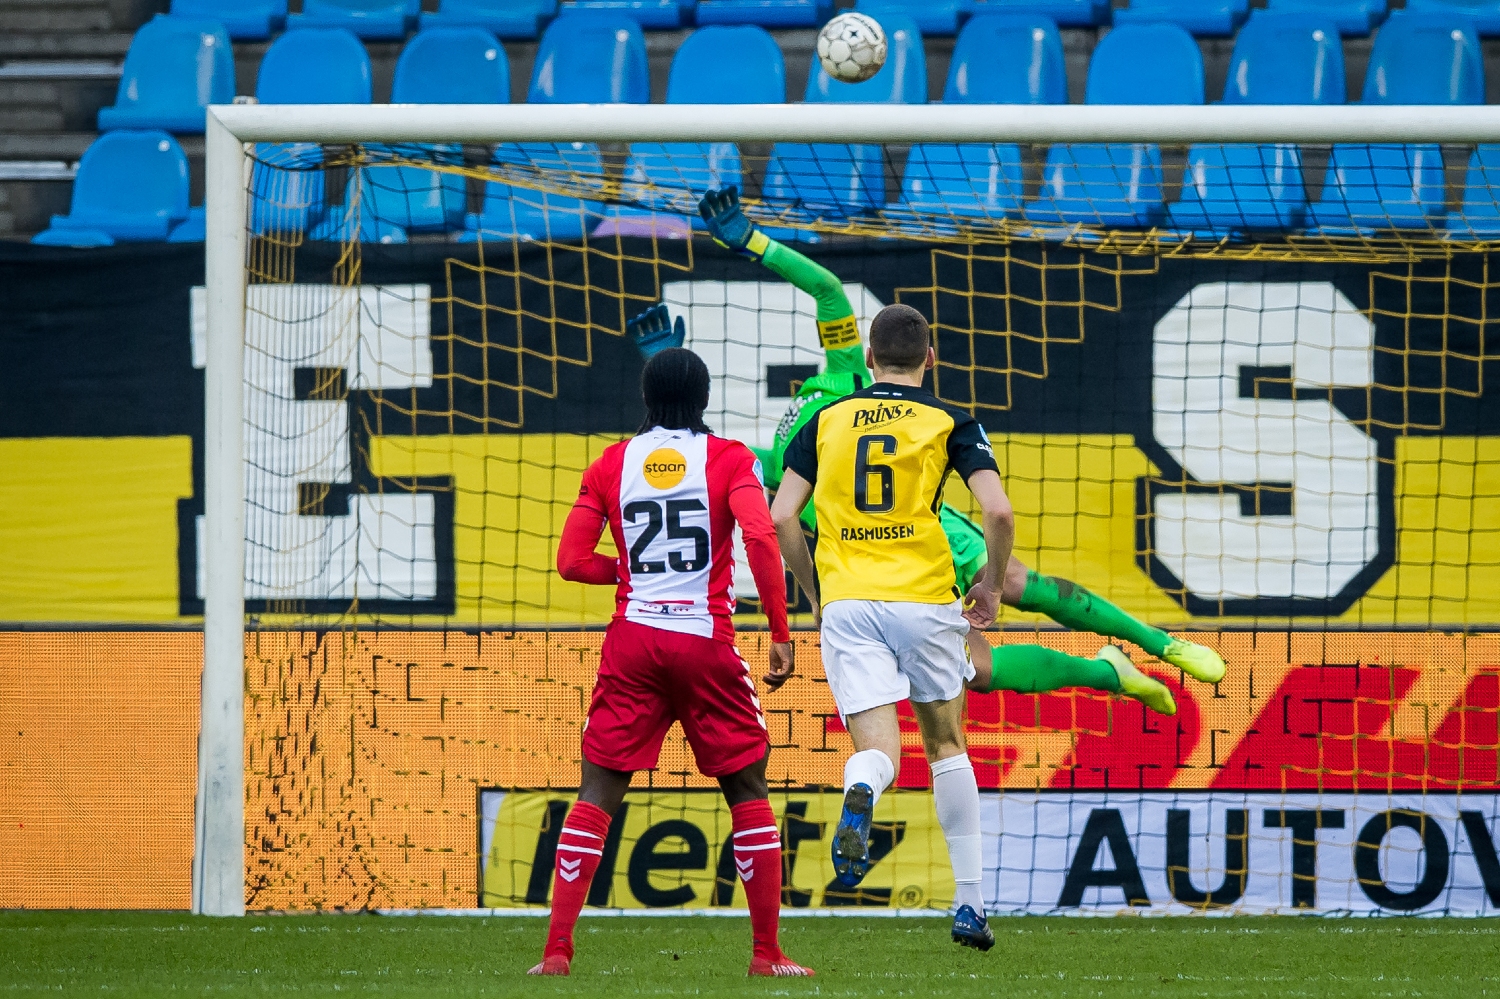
195, 101, 1500, 917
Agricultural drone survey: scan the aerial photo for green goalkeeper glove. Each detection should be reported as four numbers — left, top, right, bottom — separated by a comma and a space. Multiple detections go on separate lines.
627, 304, 686, 359
698, 186, 771, 262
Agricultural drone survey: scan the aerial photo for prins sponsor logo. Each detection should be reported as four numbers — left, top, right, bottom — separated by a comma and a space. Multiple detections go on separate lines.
642, 448, 688, 490
851, 403, 916, 430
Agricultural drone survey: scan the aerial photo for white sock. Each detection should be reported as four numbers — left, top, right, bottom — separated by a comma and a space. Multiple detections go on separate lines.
843, 749, 896, 806
931, 752, 985, 915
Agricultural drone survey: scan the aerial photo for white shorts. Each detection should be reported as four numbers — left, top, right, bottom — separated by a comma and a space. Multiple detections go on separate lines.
820, 599, 975, 718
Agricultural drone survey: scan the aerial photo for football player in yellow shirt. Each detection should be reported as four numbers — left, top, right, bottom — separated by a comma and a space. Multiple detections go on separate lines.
770, 303, 1013, 950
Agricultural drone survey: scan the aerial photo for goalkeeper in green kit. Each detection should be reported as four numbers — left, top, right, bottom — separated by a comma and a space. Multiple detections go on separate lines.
627, 187, 1226, 715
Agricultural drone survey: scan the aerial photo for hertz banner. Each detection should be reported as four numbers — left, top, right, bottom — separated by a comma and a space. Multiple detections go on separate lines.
3, 241, 1500, 913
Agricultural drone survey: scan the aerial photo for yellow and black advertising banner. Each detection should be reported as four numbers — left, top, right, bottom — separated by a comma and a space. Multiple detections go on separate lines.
480, 790, 954, 911
5, 241, 1500, 626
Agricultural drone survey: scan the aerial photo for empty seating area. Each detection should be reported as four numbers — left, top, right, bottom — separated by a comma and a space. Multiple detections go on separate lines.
11, 1, 1500, 242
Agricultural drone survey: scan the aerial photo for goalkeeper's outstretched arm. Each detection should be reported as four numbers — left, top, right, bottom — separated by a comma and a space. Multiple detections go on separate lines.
698, 186, 869, 381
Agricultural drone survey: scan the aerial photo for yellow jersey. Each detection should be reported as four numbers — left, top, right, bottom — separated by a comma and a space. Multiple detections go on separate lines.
781, 382, 998, 605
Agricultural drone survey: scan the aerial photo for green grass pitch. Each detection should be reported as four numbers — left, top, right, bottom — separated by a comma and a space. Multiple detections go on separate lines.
3, 912, 1498, 997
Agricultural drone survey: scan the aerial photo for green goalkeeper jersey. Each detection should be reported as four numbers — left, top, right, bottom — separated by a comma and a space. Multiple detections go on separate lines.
752, 237, 992, 577
749, 238, 869, 530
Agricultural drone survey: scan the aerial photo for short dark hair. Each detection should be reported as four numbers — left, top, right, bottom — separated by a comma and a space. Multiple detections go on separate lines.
639, 347, 712, 434
868, 304, 931, 371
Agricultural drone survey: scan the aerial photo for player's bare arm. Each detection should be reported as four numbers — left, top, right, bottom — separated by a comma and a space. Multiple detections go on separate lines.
960, 469, 1014, 629
727, 476, 798, 690
769, 468, 819, 620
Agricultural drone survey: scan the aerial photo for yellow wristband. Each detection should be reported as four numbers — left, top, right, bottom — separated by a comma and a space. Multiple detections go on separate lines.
746, 230, 771, 258
817, 315, 861, 350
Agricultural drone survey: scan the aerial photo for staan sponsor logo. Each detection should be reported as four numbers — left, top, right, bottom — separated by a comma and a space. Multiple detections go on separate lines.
642, 448, 689, 490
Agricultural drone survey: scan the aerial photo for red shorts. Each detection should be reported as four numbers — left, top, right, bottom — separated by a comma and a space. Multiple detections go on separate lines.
582, 619, 769, 778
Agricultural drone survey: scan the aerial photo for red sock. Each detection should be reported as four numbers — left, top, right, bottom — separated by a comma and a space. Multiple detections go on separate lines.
542, 801, 612, 961
730, 799, 784, 963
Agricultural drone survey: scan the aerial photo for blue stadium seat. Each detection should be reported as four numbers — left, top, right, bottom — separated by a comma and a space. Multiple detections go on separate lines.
855, 0, 963, 35
899, 144, 1024, 223
169, 0, 286, 40
372, 30, 484, 233
596, 141, 742, 236
1306, 144, 1446, 232
393, 27, 510, 102
806, 12, 925, 103
888, 14, 1059, 227
1022, 145, 1168, 228
596, 25, 781, 236
33, 131, 192, 245
1446, 145, 1500, 237
1308, 12, 1480, 233
695, 0, 832, 28
352, 151, 469, 234
666, 24, 783, 102
1022, 24, 1203, 229
98, 16, 234, 134
964, 0, 1109, 27
1113, 0, 1249, 36
943, 14, 1066, 104
309, 164, 469, 242
761, 14, 922, 220
462, 142, 607, 240
1403, 0, 1500, 35
309, 174, 410, 243
1166, 11, 1334, 237
1082, 21, 1203, 103
528, 10, 649, 102
288, 0, 418, 40
1167, 145, 1306, 236
762, 143, 885, 217
256, 28, 373, 104
166, 207, 206, 242
1221, 10, 1346, 104
1263, 0, 1387, 35
249, 143, 326, 237
562, 1, 684, 29
420, 0, 557, 39
623, 142, 742, 197
1362, 10, 1485, 103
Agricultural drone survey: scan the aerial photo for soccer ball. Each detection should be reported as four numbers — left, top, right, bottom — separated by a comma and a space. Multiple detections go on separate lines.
817, 12, 887, 84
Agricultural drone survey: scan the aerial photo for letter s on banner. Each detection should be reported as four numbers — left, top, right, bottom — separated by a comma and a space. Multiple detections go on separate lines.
1142, 282, 1388, 616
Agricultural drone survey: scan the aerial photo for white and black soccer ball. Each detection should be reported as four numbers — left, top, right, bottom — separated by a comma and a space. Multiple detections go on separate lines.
816, 12, 888, 84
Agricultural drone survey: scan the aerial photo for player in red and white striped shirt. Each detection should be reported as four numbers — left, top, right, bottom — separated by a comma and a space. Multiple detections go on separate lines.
529, 344, 813, 979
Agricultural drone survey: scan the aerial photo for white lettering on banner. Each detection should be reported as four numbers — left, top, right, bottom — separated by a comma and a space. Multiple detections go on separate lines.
662, 280, 885, 600
1151, 282, 1379, 603
986, 792, 1500, 915
190, 284, 438, 603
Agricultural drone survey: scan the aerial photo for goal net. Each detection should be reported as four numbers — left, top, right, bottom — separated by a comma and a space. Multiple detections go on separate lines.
199, 104, 1500, 917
